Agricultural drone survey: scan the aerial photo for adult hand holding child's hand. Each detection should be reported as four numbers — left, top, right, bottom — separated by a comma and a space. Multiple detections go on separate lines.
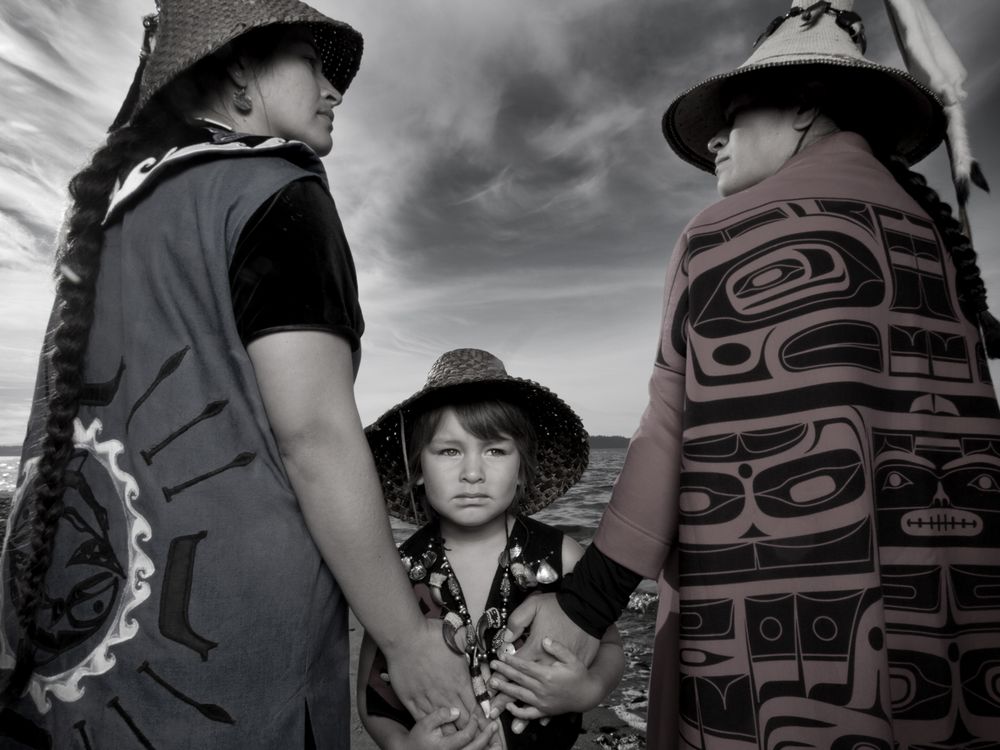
401, 707, 498, 750
489, 592, 600, 725
490, 636, 603, 718
385, 618, 500, 749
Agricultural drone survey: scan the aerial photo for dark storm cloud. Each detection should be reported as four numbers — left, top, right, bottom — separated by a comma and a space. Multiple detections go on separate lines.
1, 0, 998, 441
0, 0, 132, 273
355, 0, 740, 285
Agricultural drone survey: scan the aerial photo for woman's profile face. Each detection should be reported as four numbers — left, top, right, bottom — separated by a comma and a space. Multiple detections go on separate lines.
708, 95, 801, 197
248, 29, 342, 156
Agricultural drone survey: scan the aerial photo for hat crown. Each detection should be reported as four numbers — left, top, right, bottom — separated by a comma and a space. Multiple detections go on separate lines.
424, 349, 509, 389
793, 0, 853, 9
744, 0, 866, 70
122, 0, 362, 127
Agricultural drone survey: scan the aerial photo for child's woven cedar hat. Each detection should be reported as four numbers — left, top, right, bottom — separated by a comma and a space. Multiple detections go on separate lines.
112, 0, 363, 128
366, 349, 590, 525
662, 0, 945, 173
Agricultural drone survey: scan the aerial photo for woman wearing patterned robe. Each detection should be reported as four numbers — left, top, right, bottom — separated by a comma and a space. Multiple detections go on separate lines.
501, 2, 1000, 747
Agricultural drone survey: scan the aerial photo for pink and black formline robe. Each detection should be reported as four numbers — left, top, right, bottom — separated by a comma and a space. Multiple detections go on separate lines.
596, 132, 1000, 748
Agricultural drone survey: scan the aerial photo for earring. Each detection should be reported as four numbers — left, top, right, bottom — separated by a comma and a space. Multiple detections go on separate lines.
233, 86, 253, 114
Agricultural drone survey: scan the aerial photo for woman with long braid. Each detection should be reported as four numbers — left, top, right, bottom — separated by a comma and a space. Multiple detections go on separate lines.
0, 2, 492, 748
495, 2, 1000, 747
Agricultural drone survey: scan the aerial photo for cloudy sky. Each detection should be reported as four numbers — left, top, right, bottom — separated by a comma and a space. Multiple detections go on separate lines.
1, 0, 998, 445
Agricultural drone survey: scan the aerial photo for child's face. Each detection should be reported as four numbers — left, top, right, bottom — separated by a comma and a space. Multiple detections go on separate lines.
419, 407, 520, 531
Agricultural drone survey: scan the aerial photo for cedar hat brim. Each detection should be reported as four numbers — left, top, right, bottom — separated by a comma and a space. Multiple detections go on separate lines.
662, 2, 945, 172
365, 349, 590, 525
126, 0, 363, 125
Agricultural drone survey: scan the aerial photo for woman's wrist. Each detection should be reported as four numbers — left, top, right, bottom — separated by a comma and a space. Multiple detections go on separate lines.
380, 614, 434, 658
556, 545, 642, 637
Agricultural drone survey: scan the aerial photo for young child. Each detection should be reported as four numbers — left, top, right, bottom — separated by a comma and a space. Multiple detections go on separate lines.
359, 348, 625, 749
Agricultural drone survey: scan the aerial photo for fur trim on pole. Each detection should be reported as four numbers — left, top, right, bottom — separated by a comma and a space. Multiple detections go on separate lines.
883, 0, 989, 225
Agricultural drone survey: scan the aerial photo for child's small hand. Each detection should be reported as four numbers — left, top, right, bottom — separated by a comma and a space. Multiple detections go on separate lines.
488, 636, 601, 718
402, 707, 498, 750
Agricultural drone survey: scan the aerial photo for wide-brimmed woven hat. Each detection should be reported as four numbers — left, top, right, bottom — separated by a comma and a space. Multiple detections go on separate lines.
663, 0, 945, 173
113, 0, 363, 128
365, 349, 590, 525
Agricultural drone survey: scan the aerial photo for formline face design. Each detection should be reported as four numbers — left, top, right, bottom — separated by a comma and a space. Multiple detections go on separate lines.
663, 193, 1000, 747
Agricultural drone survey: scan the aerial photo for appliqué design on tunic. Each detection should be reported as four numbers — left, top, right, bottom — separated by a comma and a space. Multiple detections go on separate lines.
0, 419, 152, 713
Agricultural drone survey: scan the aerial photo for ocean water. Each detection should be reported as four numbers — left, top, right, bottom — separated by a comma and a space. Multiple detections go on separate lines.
0, 457, 17, 499
0, 448, 654, 732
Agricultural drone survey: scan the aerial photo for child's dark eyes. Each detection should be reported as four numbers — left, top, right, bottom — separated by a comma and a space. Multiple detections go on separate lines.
431, 446, 509, 457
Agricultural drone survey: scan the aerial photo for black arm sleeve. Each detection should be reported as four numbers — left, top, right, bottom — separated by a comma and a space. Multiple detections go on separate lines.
557, 543, 643, 638
229, 177, 365, 349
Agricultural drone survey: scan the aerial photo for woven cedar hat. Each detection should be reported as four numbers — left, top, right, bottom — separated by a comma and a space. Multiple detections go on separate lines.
114, 0, 363, 128
663, 0, 945, 173
365, 349, 590, 525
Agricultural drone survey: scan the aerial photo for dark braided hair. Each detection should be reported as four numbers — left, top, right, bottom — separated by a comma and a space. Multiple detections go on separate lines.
0, 22, 300, 705
880, 155, 1000, 359
0, 100, 203, 707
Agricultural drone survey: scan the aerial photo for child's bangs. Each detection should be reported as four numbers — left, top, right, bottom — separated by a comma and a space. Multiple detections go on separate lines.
450, 399, 535, 445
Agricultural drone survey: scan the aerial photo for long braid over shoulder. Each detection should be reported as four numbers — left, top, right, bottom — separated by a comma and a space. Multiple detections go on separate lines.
879, 155, 1000, 360
0, 101, 202, 706
0, 21, 292, 706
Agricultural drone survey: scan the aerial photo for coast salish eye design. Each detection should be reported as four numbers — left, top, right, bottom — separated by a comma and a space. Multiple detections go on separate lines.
668, 195, 1000, 745
881, 470, 913, 491
969, 473, 1000, 493
679, 417, 872, 589
2, 344, 250, 744
1, 422, 152, 711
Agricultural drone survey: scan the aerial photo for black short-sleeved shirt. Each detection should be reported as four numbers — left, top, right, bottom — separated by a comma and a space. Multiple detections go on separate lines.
229, 177, 364, 350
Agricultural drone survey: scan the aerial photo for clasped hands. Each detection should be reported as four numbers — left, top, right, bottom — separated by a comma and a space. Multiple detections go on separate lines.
385, 594, 598, 748
486, 592, 602, 734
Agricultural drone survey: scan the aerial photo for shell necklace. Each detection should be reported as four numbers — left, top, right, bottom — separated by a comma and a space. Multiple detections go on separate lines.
400, 516, 560, 715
